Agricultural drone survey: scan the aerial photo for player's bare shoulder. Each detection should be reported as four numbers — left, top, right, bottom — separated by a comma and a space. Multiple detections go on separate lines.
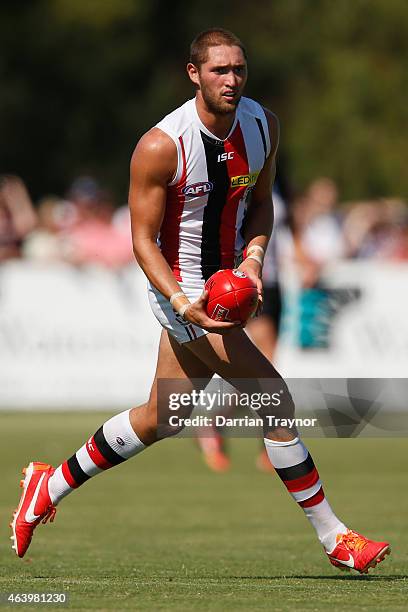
262, 107, 280, 158
130, 127, 178, 185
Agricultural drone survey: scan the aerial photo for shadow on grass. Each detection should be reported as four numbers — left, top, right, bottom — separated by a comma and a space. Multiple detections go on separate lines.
229, 574, 406, 582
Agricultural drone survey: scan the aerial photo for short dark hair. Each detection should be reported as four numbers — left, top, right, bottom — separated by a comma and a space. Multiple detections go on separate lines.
189, 28, 247, 68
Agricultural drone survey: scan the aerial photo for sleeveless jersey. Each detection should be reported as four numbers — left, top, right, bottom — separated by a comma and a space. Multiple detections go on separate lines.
155, 96, 271, 285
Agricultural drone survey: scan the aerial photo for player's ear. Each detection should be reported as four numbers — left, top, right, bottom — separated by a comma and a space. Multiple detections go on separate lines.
187, 62, 200, 87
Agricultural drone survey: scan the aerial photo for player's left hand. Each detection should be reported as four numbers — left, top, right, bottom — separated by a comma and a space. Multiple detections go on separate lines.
237, 258, 263, 315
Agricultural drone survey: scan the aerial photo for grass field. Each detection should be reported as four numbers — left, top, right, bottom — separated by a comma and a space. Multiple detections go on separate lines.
0, 412, 407, 611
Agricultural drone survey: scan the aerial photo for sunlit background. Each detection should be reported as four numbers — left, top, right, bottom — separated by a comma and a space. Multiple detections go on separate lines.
1, 5, 407, 607
0, 0, 407, 408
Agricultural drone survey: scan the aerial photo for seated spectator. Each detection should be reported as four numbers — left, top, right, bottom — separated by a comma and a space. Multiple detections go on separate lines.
62, 176, 134, 268
343, 198, 408, 259
23, 196, 67, 262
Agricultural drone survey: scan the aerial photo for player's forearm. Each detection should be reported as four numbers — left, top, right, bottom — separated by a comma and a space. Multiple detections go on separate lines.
133, 238, 187, 301
243, 195, 274, 251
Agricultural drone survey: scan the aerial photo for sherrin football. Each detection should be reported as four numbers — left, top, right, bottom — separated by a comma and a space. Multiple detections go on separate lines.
204, 269, 258, 324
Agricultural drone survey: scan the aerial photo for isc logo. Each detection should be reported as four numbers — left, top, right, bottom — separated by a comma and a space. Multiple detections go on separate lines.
182, 181, 213, 198
217, 151, 234, 162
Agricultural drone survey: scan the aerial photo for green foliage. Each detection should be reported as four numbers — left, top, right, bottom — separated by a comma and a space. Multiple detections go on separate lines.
0, 0, 406, 201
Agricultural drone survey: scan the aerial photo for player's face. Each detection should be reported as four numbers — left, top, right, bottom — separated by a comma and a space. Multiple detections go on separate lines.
189, 45, 247, 115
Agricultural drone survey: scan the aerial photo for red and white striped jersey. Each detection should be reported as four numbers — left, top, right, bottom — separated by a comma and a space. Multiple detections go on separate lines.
156, 97, 271, 285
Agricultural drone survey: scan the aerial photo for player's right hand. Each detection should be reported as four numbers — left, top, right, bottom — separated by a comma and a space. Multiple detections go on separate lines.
183, 291, 242, 335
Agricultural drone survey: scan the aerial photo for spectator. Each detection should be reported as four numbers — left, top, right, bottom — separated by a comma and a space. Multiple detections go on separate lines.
284, 194, 322, 288
301, 177, 345, 264
0, 175, 37, 262
62, 176, 134, 268
23, 196, 66, 262
342, 198, 408, 259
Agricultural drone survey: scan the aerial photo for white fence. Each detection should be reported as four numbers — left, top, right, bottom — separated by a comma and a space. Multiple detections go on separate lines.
0, 260, 407, 409
0, 262, 160, 409
277, 260, 408, 378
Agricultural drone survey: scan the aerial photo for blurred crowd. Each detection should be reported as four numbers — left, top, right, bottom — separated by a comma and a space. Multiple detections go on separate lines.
282, 178, 408, 288
0, 175, 133, 269
0, 173, 407, 275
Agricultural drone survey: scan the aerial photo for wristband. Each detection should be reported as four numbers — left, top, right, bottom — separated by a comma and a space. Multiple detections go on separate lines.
247, 244, 265, 256
169, 291, 185, 306
170, 291, 191, 319
246, 254, 264, 266
246, 245, 265, 266
178, 303, 191, 319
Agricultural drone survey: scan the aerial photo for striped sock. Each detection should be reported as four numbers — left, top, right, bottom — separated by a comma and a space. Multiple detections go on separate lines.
48, 409, 145, 504
264, 437, 347, 551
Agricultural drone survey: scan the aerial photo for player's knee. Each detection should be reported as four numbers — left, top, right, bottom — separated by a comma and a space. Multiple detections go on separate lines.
129, 405, 158, 445
156, 406, 191, 439
157, 420, 186, 440
258, 384, 295, 421
145, 397, 192, 440
255, 384, 296, 438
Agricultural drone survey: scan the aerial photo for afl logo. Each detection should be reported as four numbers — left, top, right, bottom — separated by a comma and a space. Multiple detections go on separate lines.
182, 181, 213, 198
116, 437, 125, 446
212, 304, 230, 321
232, 269, 246, 278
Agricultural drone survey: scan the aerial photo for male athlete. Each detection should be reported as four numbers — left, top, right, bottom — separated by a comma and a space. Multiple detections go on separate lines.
11, 28, 390, 574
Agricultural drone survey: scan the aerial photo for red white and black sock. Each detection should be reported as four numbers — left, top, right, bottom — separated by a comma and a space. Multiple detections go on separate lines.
48, 409, 145, 504
264, 437, 347, 552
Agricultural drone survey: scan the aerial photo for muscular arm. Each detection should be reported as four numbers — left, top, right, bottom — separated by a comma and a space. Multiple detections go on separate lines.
129, 128, 183, 300
243, 109, 279, 251
238, 110, 279, 304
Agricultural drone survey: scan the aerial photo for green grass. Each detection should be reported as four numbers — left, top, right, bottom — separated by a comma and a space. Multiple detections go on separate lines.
0, 412, 407, 611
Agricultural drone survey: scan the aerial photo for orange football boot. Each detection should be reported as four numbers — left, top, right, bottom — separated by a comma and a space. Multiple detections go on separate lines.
327, 529, 390, 574
10, 462, 57, 558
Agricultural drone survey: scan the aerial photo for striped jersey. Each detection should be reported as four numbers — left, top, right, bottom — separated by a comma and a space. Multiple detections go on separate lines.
156, 96, 271, 285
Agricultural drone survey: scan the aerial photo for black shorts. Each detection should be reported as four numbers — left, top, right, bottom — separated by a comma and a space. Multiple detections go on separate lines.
261, 283, 282, 330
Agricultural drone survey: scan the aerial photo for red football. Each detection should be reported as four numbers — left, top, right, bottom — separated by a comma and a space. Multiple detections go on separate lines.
204, 269, 258, 324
